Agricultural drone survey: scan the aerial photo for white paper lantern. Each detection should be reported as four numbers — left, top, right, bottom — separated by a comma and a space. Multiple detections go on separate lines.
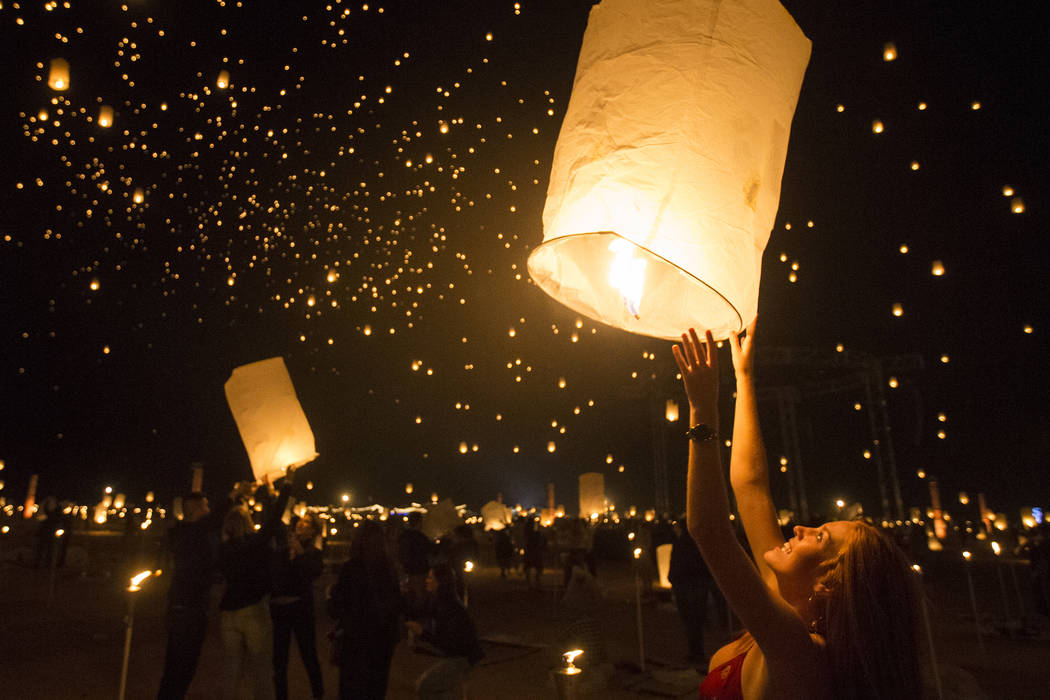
529, 0, 811, 340
224, 357, 318, 482
481, 500, 513, 531
578, 472, 605, 518
422, 498, 461, 539
656, 542, 673, 588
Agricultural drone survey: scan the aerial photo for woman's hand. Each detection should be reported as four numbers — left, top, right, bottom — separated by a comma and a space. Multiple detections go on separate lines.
728, 319, 757, 377
672, 328, 719, 422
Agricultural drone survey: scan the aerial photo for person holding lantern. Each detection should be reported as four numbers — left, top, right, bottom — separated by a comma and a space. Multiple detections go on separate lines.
673, 324, 922, 699
157, 480, 251, 700
269, 509, 325, 700
217, 472, 293, 700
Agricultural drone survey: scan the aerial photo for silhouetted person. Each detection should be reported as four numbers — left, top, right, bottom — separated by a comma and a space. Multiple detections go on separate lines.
270, 510, 324, 700
398, 511, 433, 614
157, 483, 244, 700
34, 496, 61, 568
406, 563, 483, 699
491, 526, 514, 577
218, 475, 291, 700
330, 520, 403, 699
447, 524, 479, 602
669, 515, 713, 669
523, 517, 547, 590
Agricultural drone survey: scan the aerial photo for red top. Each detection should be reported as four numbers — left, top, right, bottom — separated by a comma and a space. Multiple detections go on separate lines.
698, 649, 748, 700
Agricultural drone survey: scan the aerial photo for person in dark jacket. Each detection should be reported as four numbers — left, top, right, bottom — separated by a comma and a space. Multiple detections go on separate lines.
668, 515, 714, 670
270, 509, 324, 700
398, 511, 433, 615
491, 526, 514, 578
157, 482, 247, 700
330, 520, 404, 700
522, 516, 547, 590
218, 475, 292, 700
406, 563, 483, 699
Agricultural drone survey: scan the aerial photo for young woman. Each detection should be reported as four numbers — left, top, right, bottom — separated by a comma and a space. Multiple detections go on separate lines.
406, 563, 483, 699
270, 511, 325, 700
329, 520, 403, 700
673, 324, 921, 699
218, 476, 291, 700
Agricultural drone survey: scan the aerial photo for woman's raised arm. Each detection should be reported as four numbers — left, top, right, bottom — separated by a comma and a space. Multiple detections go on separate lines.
728, 321, 785, 589
675, 329, 823, 697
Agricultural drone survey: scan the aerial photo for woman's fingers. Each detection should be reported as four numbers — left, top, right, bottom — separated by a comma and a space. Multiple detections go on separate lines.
672, 343, 688, 374
688, 327, 704, 366
706, 330, 718, 372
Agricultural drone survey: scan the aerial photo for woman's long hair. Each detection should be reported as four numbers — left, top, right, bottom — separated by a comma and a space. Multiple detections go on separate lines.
430, 563, 461, 604
818, 521, 922, 699
348, 520, 392, 570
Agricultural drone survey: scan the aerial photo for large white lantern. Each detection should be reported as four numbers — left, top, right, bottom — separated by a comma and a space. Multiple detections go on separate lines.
422, 498, 461, 540
578, 472, 605, 519
481, 500, 513, 531
529, 0, 811, 340
224, 357, 318, 482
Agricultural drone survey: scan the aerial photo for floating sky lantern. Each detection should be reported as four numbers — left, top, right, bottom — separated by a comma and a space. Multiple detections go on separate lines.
98, 105, 114, 128
224, 357, 318, 482
528, 0, 811, 340
48, 58, 69, 90
1011, 197, 1025, 214
931, 260, 945, 276
882, 42, 898, 62
216, 70, 230, 89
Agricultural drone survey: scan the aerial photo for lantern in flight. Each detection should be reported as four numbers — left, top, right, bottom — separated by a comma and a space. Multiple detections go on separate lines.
529, 0, 811, 340
224, 357, 318, 482
98, 105, 114, 128
48, 59, 70, 91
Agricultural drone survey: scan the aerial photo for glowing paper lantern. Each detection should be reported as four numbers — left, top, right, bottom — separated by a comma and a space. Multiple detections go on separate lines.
224, 357, 318, 482
98, 105, 114, 128
481, 500, 513, 531
48, 58, 70, 91
216, 70, 230, 89
422, 498, 461, 539
665, 399, 679, 423
529, 0, 811, 340
578, 472, 605, 518
656, 543, 673, 588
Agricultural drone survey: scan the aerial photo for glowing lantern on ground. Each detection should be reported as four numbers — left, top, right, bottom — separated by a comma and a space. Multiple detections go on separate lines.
528, 0, 811, 341
48, 58, 70, 91
665, 399, 679, 423
656, 543, 673, 588
579, 472, 605, 519
224, 357, 318, 482
98, 105, 114, 128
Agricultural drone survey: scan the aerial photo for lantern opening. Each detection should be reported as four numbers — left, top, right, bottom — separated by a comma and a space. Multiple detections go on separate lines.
528, 232, 743, 340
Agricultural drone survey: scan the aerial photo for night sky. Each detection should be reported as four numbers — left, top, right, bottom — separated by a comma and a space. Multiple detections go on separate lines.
1, 1, 1047, 519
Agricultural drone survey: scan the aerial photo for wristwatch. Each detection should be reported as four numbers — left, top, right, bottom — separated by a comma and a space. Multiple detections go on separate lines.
685, 423, 718, 443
